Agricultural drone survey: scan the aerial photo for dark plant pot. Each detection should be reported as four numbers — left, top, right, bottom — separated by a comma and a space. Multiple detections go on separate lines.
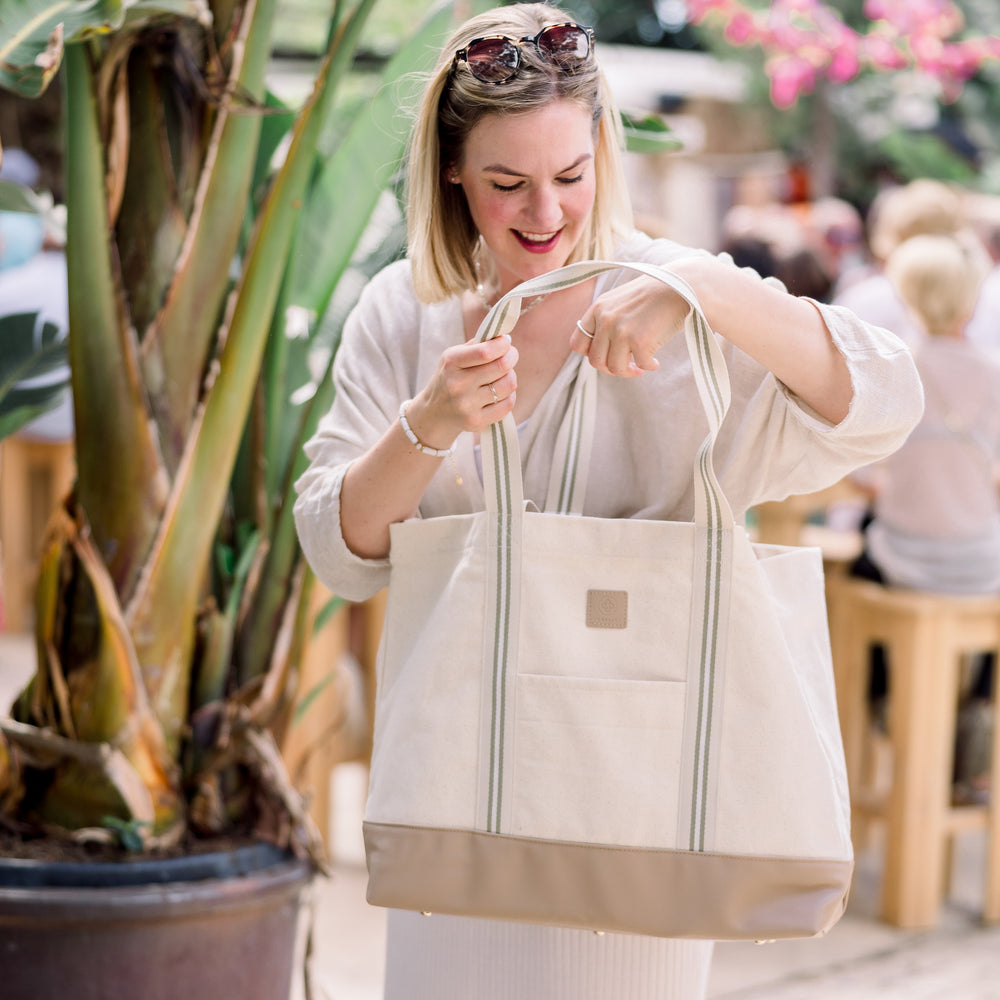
0, 843, 314, 1000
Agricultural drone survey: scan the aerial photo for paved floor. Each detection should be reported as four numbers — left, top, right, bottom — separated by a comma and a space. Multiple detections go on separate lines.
4, 632, 1000, 998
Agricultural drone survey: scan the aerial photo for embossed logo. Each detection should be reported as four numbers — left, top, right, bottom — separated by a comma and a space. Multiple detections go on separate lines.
586, 590, 628, 629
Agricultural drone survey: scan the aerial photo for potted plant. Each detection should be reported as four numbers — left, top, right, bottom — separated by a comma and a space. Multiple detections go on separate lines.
0, 0, 454, 996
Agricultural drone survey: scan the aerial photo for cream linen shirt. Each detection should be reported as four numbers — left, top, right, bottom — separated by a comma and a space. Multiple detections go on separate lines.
294, 233, 923, 602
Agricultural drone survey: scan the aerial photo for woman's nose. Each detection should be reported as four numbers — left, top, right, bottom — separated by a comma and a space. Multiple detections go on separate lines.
526, 185, 562, 230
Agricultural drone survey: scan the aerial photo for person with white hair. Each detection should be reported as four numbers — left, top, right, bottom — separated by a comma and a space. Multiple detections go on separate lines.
850, 233, 1000, 801
834, 178, 969, 350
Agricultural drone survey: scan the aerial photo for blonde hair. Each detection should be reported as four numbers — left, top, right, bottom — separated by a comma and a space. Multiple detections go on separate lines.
886, 233, 986, 337
868, 179, 965, 263
406, 3, 633, 303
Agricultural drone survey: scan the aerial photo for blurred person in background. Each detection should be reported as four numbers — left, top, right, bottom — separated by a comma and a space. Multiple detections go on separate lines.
965, 204, 1000, 355
807, 196, 867, 296
719, 232, 779, 278
775, 244, 833, 302
849, 232, 1000, 803
833, 178, 970, 351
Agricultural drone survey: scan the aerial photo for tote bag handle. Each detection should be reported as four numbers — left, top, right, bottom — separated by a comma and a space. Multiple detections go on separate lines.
472, 261, 739, 841
474, 260, 734, 532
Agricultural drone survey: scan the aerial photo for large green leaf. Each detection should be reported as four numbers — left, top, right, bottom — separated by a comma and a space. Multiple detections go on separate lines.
0, 311, 69, 439
0, 179, 40, 211
137, 0, 278, 471
123, 0, 381, 720
0, 0, 211, 95
1, 0, 124, 96
290, 2, 454, 313
231, 8, 453, 684
64, 41, 168, 601
621, 111, 682, 154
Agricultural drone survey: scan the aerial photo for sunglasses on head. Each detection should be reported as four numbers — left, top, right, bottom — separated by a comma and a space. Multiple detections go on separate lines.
452, 22, 595, 85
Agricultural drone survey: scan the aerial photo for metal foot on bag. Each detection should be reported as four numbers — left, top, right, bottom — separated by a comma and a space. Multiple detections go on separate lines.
754, 939, 776, 945
420, 911, 433, 917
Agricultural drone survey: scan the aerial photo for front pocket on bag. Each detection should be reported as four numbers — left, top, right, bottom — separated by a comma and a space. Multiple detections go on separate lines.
518, 514, 694, 682
510, 673, 686, 848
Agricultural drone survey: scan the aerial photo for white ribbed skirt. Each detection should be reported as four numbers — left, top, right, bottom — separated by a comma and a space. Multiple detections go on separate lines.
383, 911, 714, 1000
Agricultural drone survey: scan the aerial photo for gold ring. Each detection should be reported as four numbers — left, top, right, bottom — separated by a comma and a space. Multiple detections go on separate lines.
576, 320, 595, 339
489, 381, 499, 404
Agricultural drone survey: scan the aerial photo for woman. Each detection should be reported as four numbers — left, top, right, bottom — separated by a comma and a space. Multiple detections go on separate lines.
294, 5, 923, 997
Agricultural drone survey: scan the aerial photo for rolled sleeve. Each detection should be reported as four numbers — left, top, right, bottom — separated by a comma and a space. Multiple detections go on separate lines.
812, 300, 925, 453
293, 461, 391, 603
718, 300, 924, 511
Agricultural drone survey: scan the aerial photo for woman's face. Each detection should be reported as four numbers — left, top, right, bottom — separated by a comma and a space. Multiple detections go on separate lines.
451, 99, 597, 291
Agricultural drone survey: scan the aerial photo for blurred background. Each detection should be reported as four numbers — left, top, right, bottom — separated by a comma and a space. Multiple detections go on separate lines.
5, 0, 1000, 255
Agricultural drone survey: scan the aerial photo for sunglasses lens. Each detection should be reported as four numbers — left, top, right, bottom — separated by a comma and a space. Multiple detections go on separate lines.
466, 38, 521, 83
537, 25, 590, 69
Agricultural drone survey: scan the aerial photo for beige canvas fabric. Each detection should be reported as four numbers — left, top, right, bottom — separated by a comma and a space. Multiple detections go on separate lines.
363, 263, 854, 941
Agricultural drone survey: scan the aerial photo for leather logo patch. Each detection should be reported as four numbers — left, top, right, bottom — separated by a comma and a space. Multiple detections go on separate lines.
586, 590, 628, 629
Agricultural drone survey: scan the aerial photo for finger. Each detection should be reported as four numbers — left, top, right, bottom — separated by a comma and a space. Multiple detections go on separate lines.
631, 351, 660, 373
483, 370, 517, 407
605, 334, 635, 377
570, 314, 596, 355
489, 342, 519, 382
454, 333, 514, 370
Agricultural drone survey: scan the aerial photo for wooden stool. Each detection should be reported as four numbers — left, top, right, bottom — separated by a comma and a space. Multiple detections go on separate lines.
754, 477, 866, 547
826, 575, 1000, 928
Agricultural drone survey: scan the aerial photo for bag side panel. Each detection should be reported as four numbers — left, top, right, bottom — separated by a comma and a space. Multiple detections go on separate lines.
712, 538, 853, 860
366, 514, 489, 830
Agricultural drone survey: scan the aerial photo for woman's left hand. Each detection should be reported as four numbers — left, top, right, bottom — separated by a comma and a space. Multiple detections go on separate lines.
570, 273, 691, 377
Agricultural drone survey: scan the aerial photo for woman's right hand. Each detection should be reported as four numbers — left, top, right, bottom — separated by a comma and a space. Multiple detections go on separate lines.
406, 334, 519, 447
338, 334, 518, 560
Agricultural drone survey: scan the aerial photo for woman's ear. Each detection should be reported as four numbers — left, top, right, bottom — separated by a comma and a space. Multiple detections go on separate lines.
445, 166, 461, 185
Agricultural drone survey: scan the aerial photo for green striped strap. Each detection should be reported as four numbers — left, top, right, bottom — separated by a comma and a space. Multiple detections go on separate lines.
476, 261, 734, 848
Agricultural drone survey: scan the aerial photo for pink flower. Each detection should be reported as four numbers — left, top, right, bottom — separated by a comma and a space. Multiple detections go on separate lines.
828, 45, 860, 83
768, 54, 817, 107
724, 11, 757, 45
860, 32, 909, 71
689, 0, 998, 107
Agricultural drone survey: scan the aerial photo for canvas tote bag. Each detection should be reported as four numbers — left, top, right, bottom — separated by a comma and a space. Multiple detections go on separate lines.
363, 260, 854, 940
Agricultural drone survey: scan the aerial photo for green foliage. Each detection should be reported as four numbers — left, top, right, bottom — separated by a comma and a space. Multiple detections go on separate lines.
102, 815, 152, 853
877, 130, 978, 186
0, 0, 126, 96
0, 179, 39, 211
0, 311, 69, 440
621, 111, 682, 153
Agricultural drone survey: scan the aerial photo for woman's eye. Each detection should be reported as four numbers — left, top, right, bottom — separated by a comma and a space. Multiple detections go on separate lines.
558, 173, 585, 185
491, 181, 523, 192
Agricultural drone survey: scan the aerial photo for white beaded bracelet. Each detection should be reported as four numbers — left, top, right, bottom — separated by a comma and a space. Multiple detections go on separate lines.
398, 400, 455, 458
